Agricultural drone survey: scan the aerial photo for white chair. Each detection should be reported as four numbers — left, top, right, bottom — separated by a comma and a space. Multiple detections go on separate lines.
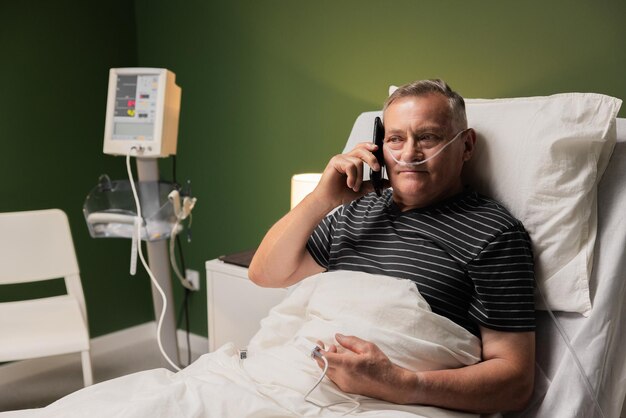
0, 209, 93, 387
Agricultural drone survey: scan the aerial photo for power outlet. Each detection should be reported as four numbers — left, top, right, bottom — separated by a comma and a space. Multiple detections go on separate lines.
185, 269, 200, 291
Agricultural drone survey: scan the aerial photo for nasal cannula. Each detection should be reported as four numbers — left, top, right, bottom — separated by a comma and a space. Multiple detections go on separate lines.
385, 128, 468, 166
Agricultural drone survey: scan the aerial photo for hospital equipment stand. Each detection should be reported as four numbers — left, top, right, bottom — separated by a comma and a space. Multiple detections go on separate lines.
137, 157, 180, 370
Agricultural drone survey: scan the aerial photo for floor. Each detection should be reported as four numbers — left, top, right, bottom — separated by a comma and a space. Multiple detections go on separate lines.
0, 337, 190, 412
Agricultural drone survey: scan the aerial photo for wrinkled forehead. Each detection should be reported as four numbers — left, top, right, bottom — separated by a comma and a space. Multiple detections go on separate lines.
382, 94, 455, 134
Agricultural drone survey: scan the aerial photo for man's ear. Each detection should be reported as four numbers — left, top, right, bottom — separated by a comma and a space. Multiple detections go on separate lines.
463, 128, 477, 162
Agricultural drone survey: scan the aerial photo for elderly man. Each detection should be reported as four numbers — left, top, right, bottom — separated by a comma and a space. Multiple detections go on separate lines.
249, 79, 535, 414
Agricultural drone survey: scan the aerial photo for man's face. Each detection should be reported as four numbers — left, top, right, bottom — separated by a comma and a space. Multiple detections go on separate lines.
382, 93, 472, 210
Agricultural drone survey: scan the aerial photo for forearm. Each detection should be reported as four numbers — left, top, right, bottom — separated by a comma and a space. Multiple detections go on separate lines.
396, 359, 534, 413
319, 328, 533, 413
248, 191, 334, 287
250, 142, 381, 287
365, 329, 536, 413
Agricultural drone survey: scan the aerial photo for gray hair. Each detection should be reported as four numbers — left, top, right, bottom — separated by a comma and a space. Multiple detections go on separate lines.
383, 79, 467, 131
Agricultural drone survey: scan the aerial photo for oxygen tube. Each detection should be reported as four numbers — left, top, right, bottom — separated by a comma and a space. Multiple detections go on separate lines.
384, 128, 469, 167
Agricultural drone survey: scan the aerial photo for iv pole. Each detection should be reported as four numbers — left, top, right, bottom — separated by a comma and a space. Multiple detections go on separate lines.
136, 157, 180, 369
96, 67, 183, 370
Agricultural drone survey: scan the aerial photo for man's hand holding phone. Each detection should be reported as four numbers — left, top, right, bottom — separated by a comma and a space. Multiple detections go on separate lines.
311, 141, 385, 209
249, 137, 386, 288
311, 117, 387, 208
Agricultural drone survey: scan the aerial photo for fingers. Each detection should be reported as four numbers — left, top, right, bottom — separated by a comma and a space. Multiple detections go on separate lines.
314, 348, 342, 372
314, 142, 383, 208
311, 334, 393, 398
333, 155, 363, 192
332, 142, 381, 193
316, 340, 337, 353
349, 142, 381, 173
335, 333, 374, 354
315, 334, 372, 362
313, 335, 364, 370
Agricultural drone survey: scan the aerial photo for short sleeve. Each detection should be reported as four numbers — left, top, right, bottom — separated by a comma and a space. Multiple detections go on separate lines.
467, 224, 536, 332
306, 206, 343, 269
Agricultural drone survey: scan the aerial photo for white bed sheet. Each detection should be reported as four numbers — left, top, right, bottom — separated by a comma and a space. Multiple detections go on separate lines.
0, 271, 486, 418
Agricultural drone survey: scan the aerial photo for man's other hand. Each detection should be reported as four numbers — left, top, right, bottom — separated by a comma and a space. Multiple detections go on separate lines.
315, 334, 411, 404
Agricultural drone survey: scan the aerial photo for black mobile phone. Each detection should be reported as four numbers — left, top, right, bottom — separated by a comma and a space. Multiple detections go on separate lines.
370, 116, 385, 196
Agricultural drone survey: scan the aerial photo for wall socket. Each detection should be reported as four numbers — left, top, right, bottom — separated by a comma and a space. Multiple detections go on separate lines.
185, 269, 200, 291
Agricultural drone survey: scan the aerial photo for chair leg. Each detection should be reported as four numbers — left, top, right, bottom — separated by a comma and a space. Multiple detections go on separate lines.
81, 350, 93, 387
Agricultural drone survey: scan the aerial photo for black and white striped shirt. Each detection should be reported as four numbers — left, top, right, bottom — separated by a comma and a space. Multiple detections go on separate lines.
306, 188, 535, 336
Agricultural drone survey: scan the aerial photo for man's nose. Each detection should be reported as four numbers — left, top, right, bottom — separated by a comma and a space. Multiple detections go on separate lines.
402, 138, 425, 161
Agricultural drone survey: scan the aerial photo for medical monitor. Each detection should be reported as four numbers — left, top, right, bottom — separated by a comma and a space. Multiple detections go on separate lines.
103, 68, 181, 158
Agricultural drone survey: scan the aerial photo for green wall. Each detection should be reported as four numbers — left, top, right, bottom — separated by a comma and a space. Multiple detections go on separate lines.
2, 0, 626, 339
134, 0, 626, 338
0, 1, 155, 337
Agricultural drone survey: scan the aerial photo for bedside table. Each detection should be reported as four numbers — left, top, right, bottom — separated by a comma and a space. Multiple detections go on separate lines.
205, 259, 289, 352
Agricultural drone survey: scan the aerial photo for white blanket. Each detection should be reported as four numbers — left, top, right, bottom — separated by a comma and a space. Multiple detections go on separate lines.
2, 271, 483, 418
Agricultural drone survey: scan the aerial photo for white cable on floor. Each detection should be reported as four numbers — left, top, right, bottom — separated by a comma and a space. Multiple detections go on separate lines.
126, 151, 181, 372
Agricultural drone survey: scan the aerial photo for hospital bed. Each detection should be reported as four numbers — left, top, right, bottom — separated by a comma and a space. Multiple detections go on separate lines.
342, 102, 626, 418
526, 118, 626, 418
1, 95, 625, 418
530, 115, 626, 418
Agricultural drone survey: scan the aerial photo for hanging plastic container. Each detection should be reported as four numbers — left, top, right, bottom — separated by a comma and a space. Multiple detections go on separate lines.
83, 175, 181, 241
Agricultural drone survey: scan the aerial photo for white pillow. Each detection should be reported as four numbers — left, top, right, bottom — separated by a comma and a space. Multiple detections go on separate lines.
463, 93, 622, 315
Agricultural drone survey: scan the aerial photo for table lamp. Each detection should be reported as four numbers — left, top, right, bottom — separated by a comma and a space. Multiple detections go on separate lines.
290, 173, 322, 209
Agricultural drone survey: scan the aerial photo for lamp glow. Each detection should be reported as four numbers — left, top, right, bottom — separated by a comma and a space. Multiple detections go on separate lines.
290, 173, 322, 209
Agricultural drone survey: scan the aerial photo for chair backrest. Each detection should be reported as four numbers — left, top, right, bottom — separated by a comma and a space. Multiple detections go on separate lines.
0, 209, 80, 284
0, 209, 87, 320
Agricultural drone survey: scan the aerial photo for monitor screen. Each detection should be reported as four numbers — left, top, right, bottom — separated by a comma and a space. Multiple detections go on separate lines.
104, 68, 180, 157
111, 74, 159, 141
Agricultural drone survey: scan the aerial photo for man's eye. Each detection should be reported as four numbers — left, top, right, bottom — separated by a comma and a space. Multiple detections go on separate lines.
386, 136, 403, 143
418, 134, 442, 145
